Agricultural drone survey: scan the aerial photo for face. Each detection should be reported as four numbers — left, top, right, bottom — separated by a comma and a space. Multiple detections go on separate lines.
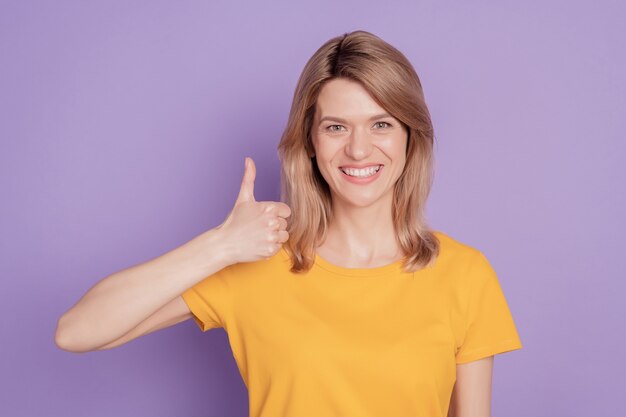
311, 77, 408, 208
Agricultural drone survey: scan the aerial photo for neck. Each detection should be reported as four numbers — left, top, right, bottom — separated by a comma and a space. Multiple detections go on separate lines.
320, 191, 401, 264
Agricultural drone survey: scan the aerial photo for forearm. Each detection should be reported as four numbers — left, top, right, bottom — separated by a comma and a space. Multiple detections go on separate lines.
55, 228, 234, 352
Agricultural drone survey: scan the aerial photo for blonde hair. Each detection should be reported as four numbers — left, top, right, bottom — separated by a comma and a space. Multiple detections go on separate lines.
277, 30, 440, 273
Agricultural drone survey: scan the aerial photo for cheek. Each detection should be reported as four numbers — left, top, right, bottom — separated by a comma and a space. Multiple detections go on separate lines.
393, 133, 409, 156
318, 160, 337, 180
379, 135, 407, 157
313, 140, 340, 162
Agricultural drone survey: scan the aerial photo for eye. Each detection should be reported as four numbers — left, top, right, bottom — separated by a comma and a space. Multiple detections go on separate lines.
374, 121, 391, 129
326, 124, 346, 132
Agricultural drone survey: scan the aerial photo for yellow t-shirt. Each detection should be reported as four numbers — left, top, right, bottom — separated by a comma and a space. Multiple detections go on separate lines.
181, 230, 522, 417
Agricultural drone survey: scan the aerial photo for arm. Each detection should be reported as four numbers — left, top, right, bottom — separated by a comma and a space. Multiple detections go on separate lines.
55, 228, 235, 353
95, 295, 192, 350
55, 157, 291, 353
448, 356, 494, 417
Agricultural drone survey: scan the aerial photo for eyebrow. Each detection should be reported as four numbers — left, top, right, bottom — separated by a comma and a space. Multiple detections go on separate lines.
318, 113, 393, 124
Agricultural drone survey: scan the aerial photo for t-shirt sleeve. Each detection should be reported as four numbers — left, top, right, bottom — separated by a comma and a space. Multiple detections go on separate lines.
181, 268, 231, 332
455, 251, 523, 364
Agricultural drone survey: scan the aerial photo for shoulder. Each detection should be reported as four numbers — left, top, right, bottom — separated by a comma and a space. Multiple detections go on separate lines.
432, 230, 501, 294
215, 248, 293, 287
432, 229, 484, 269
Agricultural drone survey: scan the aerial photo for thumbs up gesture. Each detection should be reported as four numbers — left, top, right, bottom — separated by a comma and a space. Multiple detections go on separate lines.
216, 157, 292, 263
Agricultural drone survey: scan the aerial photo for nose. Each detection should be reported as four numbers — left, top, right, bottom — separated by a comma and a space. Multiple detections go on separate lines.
344, 127, 373, 160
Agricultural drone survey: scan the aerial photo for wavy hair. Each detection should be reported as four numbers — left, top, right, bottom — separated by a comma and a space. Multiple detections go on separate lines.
277, 30, 440, 273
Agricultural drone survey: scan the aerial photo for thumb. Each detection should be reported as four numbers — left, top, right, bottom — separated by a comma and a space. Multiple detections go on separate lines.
236, 157, 256, 203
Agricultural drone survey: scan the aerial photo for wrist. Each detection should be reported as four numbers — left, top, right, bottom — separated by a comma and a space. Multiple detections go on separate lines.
193, 227, 238, 270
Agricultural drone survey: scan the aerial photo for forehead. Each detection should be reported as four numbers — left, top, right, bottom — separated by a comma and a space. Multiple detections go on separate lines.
315, 78, 386, 119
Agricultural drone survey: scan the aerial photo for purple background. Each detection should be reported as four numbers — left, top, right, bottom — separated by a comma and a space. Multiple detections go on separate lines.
1, 1, 624, 416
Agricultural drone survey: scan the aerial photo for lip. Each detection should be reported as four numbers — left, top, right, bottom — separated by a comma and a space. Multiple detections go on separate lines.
339, 163, 384, 169
338, 165, 383, 185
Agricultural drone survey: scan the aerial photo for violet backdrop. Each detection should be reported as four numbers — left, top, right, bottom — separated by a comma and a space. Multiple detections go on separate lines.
1, 1, 624, 416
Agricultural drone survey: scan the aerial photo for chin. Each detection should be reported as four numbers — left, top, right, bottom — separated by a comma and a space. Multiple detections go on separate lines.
333, 192, 386, 208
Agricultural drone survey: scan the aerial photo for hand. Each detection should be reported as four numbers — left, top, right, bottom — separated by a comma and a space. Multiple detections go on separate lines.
216, 157, 291, 263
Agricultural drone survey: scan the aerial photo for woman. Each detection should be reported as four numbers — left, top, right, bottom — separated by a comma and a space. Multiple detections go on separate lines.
56, 30, 522, 417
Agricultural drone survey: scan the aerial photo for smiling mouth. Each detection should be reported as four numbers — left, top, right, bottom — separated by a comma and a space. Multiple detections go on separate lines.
339, 164, 383, 178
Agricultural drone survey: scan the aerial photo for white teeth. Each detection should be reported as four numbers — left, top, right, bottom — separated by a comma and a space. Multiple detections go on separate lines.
340, 165, 382, 178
